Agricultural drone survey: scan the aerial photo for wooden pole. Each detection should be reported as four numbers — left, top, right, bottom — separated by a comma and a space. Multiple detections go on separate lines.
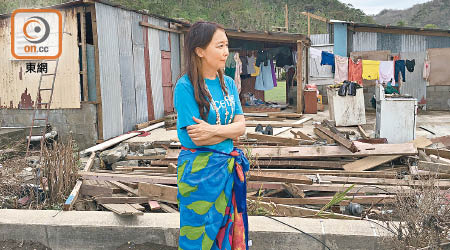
307, 14, 311, 37
285, 4, 288, 32
80, 7, 88, 102
296, 41, 304, 114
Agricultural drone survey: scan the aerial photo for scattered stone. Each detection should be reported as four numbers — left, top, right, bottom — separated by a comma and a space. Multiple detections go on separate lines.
100, 143, 129, 164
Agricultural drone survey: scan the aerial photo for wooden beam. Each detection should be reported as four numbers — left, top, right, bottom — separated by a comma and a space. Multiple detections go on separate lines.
79, 172, 177, 185
418, 161, 450, 174
246, 132, 301, 146
108, 181, 139, 196
64, 180, 82, 211
248, 172, 313, 184
313, 128, 335, 144
139, 21, 182, 33
351, 25, 450, 38
253, 169, 398, 178
357, 125, 369, 139
318, 175, 450, 188
291, 130, 313, 141
248, 195, 395, 205
135, 118, 165, 130
83, 152, 96, 172
95, 196, 150, 204
315, 124, 359, 152
167, 142, 418, 159
89, 5, 103, 140
251, 160, 345, 169
101, 203, 143, 215
246, 123, 304, 128
79, 6, 88, 102
343, 155, 400, 172
160, 203, 179, 213
300, 12, 329, 23
125, 155, 166, 160
138, 183, 178, 204
424, 149, 450, 160
296, 41, 304, 114
225, 30, 308, 44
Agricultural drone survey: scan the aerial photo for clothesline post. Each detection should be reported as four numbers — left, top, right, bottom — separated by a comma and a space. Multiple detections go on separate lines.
296, 40, 304, 114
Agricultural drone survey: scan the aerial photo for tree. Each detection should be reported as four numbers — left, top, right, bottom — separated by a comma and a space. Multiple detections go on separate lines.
423, 23, 438, 29
397, 20, 406, 27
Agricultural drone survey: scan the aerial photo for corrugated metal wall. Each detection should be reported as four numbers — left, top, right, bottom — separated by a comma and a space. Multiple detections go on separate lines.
310, 34, 330, 45
309, 45, 334, 79
95, 2, 181, 139
170, 32, 181, 84
351, 32, 377, 52
399, 51, 427, 105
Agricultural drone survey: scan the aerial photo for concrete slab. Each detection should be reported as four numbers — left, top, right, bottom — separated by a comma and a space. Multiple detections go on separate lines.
0, 209, 392, 250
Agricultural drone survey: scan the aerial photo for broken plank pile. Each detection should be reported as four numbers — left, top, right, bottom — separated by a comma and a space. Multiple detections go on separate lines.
68, 113, 450, 218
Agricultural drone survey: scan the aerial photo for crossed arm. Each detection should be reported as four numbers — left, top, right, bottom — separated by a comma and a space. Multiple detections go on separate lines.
186, 115, 246, 146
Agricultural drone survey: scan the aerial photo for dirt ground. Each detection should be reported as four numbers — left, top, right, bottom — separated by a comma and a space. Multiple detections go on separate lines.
116, 242, 177, 250
0, 240, 51, 250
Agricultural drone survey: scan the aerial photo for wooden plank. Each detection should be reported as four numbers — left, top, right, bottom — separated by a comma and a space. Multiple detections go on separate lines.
249, 200, 359, 219
246, 123, 304, 128
95, 196, 150, 204
79, 172, 177, 184
80, 180, 119, 196
248, 195, 395, 205
108, 181, 139, 196
135, 118, 165, 130
148, 200, 161, 211
129, 204, 145, 211
82, 122, 164, 153
268, 112, 302, 119
254, 169, 398, 178
343, 155, 400, 172
125, 155, 166, 160
102, 203, 143, 215
246, 117, 286, 122
424, 148, 450, 160
79, 6, 88, 102
115, 166, 168, 172
319, 175, 450, 188
167, 163, 177, 174
296, 41, 304, 114
139, 21, 182, 33
247, 132, 300, 146
282, 183, 305, 198
160, 203, 179, 213
273, 117, 313, 136
430, 155, 450, 164
315, 124, 359, 152
251, 160, 345, 169
83, 152, 96, 172
248, 172, 313, 184
313, 128, 335, 144
64, 180, 82, 211
89, 5, 103, 140
418, 161, 450, 174
291, 130, 313, 141
138, 183, 178, 204
167, 142, 417, 159
358, 125, 369, 139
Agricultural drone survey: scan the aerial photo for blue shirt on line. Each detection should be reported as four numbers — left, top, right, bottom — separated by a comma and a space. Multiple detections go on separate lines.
174, 74, 244, 154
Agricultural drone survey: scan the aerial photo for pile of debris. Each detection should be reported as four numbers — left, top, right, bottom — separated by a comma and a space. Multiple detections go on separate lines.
69, 112, 450, 218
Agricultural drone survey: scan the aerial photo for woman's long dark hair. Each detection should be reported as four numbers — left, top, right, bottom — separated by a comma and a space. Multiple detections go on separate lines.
183, 21, 229, 121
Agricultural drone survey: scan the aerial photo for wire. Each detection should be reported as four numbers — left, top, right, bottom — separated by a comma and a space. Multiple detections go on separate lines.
264, 215, 332, 250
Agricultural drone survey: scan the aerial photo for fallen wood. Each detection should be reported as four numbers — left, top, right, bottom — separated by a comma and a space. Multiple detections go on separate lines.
248, 172, 313, 184
273, 117, 313, 136
246, 117, 286, 122
424, 148, 450, 160
251, 160, 345, 169
343, 155, 400, 172
248, 195, 395, 205
418, 161, 450, 174
313, 128, 335, 144
101, 203, 143, 215
315, 124, 359, 152
268, 112, 302, 119
95, 196, 150, 204
79, 172, 177, 184
108, 181, 139, 196
430, 135, 450, 148
64, 180, 82, 211
82, 122, 164, 153
246, 123, 304, 128
357, 125, 369, 139
430, 154, 450, 164
167, 142, 418, 159
282, 183, 305, 198
167, 163, 177, 174
129, 204, 145, 211
83, 152, 96, 172
160, 203, 179, 213
254, 169, 398, 178
135, 118, 165, 130
138, 183, 178, 204
80, 180, 119, 196
248, 200, 359, 219
290, 130, 313, 141
319, 175, 450, 188
246, 132, 301, 146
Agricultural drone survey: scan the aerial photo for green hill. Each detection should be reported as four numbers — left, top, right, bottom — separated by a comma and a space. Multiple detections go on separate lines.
1, 0, 374, 34
374, 0, 450, 29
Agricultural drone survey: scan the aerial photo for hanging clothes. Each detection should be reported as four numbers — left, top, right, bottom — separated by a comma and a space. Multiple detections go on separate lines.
423, 60, 430, 80
251, 65, 260, 77
334, 55, 348, 83
234, 53, 242, 93
255, 60, 274, 91
309, 47, 322, 58
270, 60, 277, 87
320, 51, 335, 73
348, 58, 363, 85
275, 47, 293, 67
406, 59, 415, 72
362, 60, 380, 80
394, 60, 406, 83
379, 61, 395, 85
246, 55, 256, 75
240, 56, 248, 75
226, 52, 236, 68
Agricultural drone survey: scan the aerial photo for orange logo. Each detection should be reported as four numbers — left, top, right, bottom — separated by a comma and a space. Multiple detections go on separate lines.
11, 9, 62, 59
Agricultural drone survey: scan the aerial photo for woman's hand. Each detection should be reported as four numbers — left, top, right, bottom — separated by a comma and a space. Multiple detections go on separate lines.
187, 117, 220, 143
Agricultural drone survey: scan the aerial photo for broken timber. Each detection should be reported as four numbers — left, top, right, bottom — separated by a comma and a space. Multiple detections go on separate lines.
315, 124, 359, 152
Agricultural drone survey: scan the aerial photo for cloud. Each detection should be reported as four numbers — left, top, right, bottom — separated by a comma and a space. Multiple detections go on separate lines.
339, 0, 432, 15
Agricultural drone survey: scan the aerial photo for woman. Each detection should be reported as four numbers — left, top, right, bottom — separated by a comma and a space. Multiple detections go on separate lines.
174, 21, 249, 250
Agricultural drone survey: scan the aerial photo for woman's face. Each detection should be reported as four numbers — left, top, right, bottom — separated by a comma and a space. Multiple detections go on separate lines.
196, 29, 229, 72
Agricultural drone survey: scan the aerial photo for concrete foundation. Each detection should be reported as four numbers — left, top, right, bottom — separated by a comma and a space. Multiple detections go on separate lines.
0, 209, 392, 250
0, 103, 98, 150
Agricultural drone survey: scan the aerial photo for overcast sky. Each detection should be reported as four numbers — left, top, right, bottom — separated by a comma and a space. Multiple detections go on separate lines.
339, 0, 432, 15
